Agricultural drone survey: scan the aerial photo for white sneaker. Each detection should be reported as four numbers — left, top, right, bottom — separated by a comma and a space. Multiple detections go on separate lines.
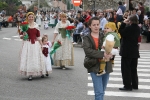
73, 42, 77, 45
96, 71, 106, 76
62, 67, 66, 70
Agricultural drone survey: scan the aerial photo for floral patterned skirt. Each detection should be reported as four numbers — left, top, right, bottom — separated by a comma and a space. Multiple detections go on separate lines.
20, 41, 46, 76
53, 34, 74, 66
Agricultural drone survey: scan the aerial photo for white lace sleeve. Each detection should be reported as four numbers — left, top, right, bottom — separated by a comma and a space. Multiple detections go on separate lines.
37, 37, 42, 40
54, 22, 59, 34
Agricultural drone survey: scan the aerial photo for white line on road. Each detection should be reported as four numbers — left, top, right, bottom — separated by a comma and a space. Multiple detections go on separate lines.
110, 72, 150, 77
114, 61, 150, 64
14, 39, 22, 41
114, 58, 150, 61
87, 91, 150, 98
88, 83, 150, 89
88, 76, 150, 82
12, 35, 19, 38
3, 37, 11, 40
114, 64, 150, 68
113, 68, 150, 72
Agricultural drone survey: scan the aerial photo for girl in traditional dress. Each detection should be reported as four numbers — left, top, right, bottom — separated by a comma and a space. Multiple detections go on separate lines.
36, 11, 42, 27
52, 13, 74, 69
42, 36, 52, 76
44, 17, 49, 29
19, 12, 46, 81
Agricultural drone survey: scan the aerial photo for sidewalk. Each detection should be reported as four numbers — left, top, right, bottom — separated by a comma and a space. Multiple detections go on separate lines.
140, 43, 150, 50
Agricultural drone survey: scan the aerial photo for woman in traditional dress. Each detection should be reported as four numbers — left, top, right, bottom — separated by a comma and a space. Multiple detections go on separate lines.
36, 11, 42, 27
19, 12, 46, 81
52, 13, 74, 69
49, 12, 57, 28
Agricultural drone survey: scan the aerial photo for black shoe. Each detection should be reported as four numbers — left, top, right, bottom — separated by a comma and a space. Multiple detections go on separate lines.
28, 76, 32, 81
119, 87, 132, 91
62, 66, 66, 70
60, 66, 66, 69
132, 87, 138, 90
41, 75, 44, 78
46, 73, 49, 76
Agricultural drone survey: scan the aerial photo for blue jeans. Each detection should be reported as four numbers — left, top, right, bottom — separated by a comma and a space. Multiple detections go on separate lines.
90, 72, 110, 100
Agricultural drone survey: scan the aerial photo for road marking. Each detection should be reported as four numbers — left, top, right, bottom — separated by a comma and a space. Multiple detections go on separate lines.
88, 83, 150, 89
3, 37, 11, 40
88, 76, 150, 82
114, 61, 150, 64
110, 72, 150, 77
12, 35, 19, 38
113, 68, 150, 72
14, 39, 22, 41
87, 91, 150, 98
115, 58, 150, 61
114, 64, 150, 68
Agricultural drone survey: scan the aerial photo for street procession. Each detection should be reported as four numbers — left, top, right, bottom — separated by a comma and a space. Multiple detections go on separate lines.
0, 0, 150, 100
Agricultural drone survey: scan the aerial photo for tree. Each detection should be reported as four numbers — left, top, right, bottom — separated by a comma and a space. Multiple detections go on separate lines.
0, 0, 22, 15
0, 1, 8, 9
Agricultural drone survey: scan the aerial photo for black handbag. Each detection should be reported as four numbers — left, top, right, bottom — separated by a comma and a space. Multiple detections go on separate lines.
84, 57, 98, 69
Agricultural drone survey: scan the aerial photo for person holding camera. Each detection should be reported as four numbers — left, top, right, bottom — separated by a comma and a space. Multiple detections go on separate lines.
119, 15, 140, 91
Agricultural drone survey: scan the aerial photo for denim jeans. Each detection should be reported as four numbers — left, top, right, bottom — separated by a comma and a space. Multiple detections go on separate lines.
90, 72, 110, 100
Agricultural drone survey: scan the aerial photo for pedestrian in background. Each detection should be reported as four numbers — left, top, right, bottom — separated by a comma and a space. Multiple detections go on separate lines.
119, 14, 140, 91
36, 11, 42, 27
0, 13, 3, 30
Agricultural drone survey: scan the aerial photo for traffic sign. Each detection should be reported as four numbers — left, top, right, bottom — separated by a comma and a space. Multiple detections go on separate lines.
72, 0, 82, 7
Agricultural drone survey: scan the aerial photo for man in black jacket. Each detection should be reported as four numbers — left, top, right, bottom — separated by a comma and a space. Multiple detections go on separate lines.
119, 15, 140, 91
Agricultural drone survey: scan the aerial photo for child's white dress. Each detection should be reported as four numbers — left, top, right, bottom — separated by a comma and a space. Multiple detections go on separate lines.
42, 43, 52, 73
44, 21, 49, 29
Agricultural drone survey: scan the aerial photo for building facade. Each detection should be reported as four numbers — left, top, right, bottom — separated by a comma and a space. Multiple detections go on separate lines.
83, 0, 149, 11
20, 0, 67, 11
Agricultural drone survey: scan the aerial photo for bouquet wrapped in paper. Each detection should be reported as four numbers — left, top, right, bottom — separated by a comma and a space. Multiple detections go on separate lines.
58, 26, 75, 38
50, 40, 62, 55
103, 34, 115, 61
58, 28, 67, 38
20, 21, 29, 40
65, 26, 75, 38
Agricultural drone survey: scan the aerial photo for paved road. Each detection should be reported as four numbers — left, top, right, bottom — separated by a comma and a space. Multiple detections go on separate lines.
0, 26, 150, 100
0, 27, 89, 100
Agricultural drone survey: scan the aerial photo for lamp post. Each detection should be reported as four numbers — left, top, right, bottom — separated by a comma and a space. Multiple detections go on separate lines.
38, 0, 40, 9
93, 0, 96, 11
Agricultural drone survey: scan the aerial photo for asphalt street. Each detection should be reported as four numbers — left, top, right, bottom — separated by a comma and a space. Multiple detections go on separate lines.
0, 25, 150, 100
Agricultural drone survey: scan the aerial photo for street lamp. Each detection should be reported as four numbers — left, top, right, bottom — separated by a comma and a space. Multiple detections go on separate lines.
38, 0, 40, 9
